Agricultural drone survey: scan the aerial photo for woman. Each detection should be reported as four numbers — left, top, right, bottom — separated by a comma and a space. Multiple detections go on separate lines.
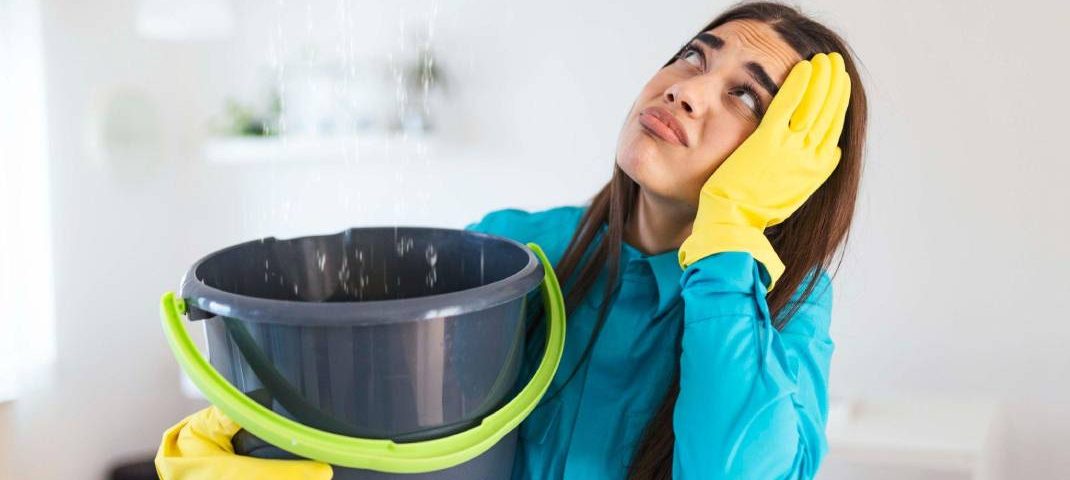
156, 1, 866, 478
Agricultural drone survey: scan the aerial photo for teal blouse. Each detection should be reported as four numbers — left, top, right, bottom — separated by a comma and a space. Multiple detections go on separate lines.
465, 205, 834, 479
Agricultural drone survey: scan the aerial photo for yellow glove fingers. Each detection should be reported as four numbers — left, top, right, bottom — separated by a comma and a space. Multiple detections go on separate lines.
789, 53, 831, 133
156, 406, 334, 480
820, 68, 852, 159
188, 406, 242, 454
157, 455, 333, 480
158, 407, 238, 458
807, 52, 847, 150
764, 58, 812, 128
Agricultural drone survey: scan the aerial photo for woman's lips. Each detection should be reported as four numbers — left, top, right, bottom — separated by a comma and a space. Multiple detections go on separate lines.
638, 106, 689, 147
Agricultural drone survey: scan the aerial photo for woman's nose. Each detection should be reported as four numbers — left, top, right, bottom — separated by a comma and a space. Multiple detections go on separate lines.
664, 83, 701, 116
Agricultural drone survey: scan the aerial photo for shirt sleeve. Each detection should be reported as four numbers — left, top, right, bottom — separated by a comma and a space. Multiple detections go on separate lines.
672, 251, 834, 479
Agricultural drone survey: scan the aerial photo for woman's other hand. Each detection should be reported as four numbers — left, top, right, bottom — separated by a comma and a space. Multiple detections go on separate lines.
155, 406, 333, 480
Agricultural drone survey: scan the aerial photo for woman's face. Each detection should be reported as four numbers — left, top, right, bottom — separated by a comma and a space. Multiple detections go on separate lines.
616, 19, 802, 206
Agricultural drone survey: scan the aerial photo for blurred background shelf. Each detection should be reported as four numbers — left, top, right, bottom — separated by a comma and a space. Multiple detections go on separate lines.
202, 133, 439, 164
823, 396, 1004, 480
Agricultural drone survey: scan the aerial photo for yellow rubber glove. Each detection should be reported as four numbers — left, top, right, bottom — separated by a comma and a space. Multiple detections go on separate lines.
156, 406, 333, 480
678, 52, 851, 292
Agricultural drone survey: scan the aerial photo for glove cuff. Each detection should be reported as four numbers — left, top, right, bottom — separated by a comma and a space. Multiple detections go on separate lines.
679, 199, 786, 293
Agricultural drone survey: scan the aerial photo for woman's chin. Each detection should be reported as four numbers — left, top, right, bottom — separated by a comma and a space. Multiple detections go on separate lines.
617, 156, 653, 191
617, 137, 660, 177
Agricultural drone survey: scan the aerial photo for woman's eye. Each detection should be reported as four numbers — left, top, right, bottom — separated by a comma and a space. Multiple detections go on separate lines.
681, 47, 703, 69
733, 87, 760, 114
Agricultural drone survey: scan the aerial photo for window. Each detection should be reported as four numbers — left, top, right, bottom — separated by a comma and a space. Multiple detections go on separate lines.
0, 0, 55, 402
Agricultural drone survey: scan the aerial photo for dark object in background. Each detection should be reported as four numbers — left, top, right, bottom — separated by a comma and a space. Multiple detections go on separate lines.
108, 455, 157, 480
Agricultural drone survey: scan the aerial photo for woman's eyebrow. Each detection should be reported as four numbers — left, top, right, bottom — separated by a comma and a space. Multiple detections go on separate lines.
693, 32, 781, 98
694, 32, 725, 50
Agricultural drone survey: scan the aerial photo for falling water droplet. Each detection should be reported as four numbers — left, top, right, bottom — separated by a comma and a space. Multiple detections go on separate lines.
425, 242, 438, 288
395, 235, 414, 256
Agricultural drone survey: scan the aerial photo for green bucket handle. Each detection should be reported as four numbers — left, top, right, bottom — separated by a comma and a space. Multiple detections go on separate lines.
160, 242, 566, 474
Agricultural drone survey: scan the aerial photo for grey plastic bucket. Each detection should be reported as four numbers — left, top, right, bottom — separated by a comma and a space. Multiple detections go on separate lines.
176, 227, 546, 477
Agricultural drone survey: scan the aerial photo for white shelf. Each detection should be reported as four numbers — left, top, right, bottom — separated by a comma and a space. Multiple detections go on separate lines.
201, 133, 439, 165
826, 395, 1003, 478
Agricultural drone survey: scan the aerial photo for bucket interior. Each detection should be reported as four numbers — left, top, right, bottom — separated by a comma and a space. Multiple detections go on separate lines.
192, 227, 531, 303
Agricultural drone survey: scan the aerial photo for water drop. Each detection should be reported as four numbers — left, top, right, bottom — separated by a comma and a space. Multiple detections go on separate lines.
425, 243, 438, 288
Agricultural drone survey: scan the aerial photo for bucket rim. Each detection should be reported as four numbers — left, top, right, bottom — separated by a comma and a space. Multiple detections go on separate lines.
178, 226, 544, 326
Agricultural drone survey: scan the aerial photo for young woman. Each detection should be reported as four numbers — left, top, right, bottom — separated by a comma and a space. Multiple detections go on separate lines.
156, 1, 866, 478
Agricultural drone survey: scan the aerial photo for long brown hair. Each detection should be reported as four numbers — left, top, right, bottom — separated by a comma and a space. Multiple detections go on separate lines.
525, 1, 867, 478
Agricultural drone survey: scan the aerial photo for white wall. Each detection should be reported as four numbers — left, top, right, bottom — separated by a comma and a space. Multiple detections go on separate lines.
819, 1, 1069, 477
0, 0, 1066, 478
0, 0, 214, 477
